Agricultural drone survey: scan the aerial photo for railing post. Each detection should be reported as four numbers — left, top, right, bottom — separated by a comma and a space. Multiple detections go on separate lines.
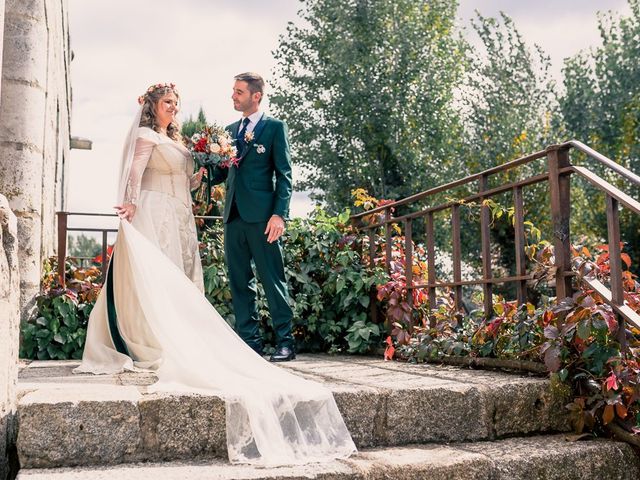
479, 174, 493, 318
404, 219, 413, 305
513, 186, 527, 305
606, 194, 627, 351
451, 204, 463, 313
368, 228, 378, 324
547, 146, 573, 299
426, 212, 437, 327
384, 208, 392, 273
56, 211, 68, 287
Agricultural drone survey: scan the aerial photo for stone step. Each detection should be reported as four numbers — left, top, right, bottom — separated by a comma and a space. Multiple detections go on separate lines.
17, 355, 571, 469
17, 435, 640, 480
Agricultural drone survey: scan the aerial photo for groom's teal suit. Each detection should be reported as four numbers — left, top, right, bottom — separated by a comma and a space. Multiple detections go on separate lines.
211, 115, 294, 353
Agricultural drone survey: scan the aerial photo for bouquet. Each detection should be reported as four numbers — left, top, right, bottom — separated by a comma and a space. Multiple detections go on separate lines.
188, 124, 238, 170
186, 124, 237, 204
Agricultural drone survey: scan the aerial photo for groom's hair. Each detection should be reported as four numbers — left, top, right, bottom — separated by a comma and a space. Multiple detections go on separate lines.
234, 72, 265, 103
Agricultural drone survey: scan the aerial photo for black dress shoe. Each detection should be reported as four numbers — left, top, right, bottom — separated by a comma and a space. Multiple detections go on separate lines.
269, 346, 296, 362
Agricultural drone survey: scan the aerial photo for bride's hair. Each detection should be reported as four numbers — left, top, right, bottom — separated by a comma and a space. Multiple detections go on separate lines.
138, 83, 181, 141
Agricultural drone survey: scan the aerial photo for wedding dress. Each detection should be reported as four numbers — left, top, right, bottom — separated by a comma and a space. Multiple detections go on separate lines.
76, 122, 356, 465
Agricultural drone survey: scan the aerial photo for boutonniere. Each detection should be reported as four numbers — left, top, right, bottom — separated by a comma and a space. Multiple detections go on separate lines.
244, 131, 254, 143
255, 144, 266, 154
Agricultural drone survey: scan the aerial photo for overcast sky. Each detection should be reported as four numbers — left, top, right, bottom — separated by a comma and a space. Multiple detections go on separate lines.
67, 0, 630, 229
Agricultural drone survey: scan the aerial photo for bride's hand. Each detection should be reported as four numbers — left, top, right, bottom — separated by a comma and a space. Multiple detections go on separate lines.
114, 203, 136, 222
195, 167, 206, 183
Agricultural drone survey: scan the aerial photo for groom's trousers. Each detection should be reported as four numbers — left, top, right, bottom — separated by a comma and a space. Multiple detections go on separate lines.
224, 214, 294, 353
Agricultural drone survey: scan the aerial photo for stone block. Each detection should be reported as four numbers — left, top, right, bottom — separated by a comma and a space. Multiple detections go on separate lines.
5, 0, 45, 21
0, 194, 20, 480
486, 379, 571, 438
381, 384, 491, 445
17, 386, 142, 468
0, 82, 46, 148
347, 445, 492, 480
138, 393, 227, 462
1, 8, 47, 86
463, 436, 640, 480
332, 384, 381, 448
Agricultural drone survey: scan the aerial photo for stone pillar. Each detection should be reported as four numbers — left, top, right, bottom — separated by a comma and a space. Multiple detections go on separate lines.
0, 0, 71, 320
0, 195, 19, 480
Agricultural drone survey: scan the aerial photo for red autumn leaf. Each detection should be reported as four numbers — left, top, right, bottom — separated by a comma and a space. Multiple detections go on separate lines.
615, 403, 627, 419
602, 404, 615, 425
621, 253, 631, 268
605, 372, 619, 391
384, 335, 395, 361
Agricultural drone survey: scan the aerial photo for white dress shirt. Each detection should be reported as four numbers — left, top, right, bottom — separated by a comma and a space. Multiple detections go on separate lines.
238, 111, 264, 135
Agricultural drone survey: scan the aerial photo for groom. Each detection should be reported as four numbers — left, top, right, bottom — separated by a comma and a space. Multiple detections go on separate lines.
211, 72, 295, 362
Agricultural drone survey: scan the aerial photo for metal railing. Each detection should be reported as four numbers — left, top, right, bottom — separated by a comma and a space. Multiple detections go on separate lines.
351, 140, 640, 348
56, 212, 222, 287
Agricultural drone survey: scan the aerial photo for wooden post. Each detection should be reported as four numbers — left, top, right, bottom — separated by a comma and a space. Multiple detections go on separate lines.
513, 186, 527, 305
56, 212, 68, 287
452, 204, 463, 313
426, 212, 437, 327
547, 146, 572, 299
479, 175, 493, 318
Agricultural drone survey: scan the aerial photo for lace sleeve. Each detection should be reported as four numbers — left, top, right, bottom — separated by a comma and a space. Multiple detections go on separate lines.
123, 138, 155, 205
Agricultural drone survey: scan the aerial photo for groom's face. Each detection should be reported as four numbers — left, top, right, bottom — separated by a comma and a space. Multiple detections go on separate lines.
232, 80, 260, 114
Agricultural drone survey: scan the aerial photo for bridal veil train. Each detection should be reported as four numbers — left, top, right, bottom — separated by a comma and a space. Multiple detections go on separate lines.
75, 87, 356, 465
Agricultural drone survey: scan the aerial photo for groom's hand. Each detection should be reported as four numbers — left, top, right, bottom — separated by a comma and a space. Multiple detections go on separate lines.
265, 215, 285, 243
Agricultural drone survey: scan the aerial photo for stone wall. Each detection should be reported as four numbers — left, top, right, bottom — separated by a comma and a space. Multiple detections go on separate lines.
0, 1, 71, 479
0, 195, 19, 480
0, 0, 71, 320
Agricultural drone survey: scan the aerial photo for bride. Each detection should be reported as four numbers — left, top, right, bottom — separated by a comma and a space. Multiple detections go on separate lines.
75, 83, 356, 466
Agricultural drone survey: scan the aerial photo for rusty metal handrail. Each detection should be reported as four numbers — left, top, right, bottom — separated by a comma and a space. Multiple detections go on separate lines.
351, 141, 640, 348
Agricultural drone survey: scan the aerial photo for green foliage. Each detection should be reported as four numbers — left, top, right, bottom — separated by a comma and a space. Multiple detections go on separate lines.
198, 207, 387, 354
463, 12, 559, 172
181, 107, 208, 139
271, 0, 466, 211
20, 259, 101, 360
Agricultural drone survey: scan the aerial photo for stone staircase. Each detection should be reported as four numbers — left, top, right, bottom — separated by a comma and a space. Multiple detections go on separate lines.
14, 355, 640, 479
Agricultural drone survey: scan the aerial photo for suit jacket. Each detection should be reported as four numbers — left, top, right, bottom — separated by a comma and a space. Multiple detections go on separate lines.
211, 115, 293, 223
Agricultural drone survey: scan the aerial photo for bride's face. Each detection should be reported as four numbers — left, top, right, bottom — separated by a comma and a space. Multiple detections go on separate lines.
155, 92, 179, 128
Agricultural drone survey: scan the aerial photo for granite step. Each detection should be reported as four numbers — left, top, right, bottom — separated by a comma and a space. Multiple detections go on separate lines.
17, 435, 640, 480
17, 355, 571, 469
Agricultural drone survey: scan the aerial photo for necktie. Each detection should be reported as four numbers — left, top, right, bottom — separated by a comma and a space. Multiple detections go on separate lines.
238, 117, 251, 142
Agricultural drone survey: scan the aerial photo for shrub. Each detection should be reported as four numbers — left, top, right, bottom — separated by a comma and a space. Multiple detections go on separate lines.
20, 259, 101, 360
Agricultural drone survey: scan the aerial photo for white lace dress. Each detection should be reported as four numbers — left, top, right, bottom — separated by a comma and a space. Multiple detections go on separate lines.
76, 127, 356, 466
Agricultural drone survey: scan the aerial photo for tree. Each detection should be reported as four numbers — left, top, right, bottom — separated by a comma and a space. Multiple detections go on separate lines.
462, 12, 559, 174
181, 107, 208, 139
271, 0, 466, 211
67, 234, 101, 259
560, 0, 640, 270
458, 12, 560, 281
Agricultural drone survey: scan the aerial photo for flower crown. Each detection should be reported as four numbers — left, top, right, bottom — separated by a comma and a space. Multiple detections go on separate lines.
137, 82, 178, 105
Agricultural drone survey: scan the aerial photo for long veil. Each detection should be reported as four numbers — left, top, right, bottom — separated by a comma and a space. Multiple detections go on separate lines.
77, 104, 357, 465
117, 220, 356, 465
116, 105, 143, 206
